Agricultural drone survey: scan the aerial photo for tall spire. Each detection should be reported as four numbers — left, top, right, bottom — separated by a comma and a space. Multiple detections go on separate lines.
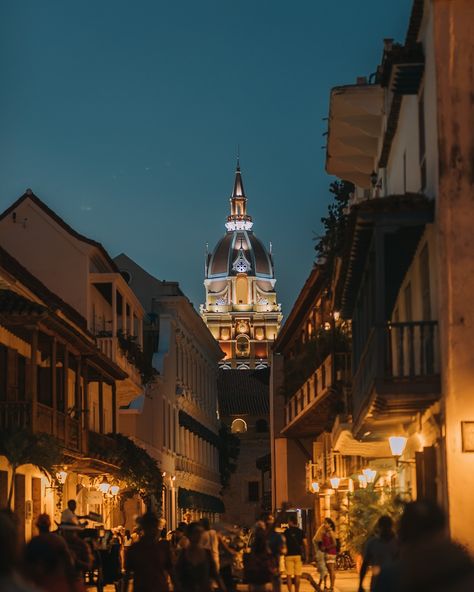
225, 159, 253, 232
232, 158, 246, 198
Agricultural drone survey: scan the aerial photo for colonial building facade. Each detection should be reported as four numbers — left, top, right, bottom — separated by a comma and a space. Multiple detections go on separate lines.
201, 161, 282, 369
114, 254, 224, 528
271, 0, 474, 553
201, 162, 280, 525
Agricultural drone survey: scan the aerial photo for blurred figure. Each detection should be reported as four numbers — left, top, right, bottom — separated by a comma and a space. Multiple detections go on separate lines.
312, 525, 329, 591
375, 501, 474, 592
263, 513, 286, 592
218, 531, 237, 592
60, 500, 79, 527
243, 527, 276, 592
124, 512, 173, 592
24, 513, 75, 592
200, 517, 220, 571
174, 522, 224, 592
283, 515, 308, 592
61, 523, 92, 592
358, 515, 398, 592
0, 509, 37, 592
171, 522, 189, 553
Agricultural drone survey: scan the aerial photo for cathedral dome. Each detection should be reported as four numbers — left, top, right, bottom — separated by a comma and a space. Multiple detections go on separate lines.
207, 230, 274, 279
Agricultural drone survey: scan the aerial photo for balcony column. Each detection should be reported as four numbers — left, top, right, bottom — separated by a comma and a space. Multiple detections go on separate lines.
64, 347, 69, 446
112, 282, 117, 337
82, 364, 89, 446
51, 337, 57, 436
75, 356, 82, 450
375, 227, 387, 377
30, 328, 38, 431
98, 379, 104, 434
111, 381, 117, 433
121, 295, 127, 335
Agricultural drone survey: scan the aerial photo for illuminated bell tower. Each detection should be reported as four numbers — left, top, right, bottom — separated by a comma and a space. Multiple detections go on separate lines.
201, 160, 282, 369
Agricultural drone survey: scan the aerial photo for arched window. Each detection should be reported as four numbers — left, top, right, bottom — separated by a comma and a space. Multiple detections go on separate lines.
235, 275, 248, 304
231, 418, 248, 434
256, 419, 269, 433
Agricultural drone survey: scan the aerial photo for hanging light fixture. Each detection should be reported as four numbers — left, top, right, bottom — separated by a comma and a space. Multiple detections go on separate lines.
330, 476, 340, 490
388, 436, 408, 457
109, 484, 120, 497
311, 482, 320, 493
362, 468, 377, 484
98, 477, 110, 494
358, 474, 367, 488
56, 470, 68, 484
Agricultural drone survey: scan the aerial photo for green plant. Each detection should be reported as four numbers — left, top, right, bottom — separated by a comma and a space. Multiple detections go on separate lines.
218, 425, 240, 490
90, 432, 163, 512
117, 330, 157, 384
341, 485, 406, 556
0, 428, 64, 508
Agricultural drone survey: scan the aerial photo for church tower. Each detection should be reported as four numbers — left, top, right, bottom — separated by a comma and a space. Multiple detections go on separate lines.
201, 161, 282, 369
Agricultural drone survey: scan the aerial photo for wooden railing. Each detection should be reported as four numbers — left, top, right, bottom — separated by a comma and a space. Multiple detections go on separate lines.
0, 401, 81, 451
96, 336, 142, 386
285, 353, 351, 426
352, 320, 439, 419
175, 455, 219, 482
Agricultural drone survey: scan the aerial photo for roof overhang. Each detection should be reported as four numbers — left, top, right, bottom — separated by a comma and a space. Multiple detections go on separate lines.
326, 84, 384, 188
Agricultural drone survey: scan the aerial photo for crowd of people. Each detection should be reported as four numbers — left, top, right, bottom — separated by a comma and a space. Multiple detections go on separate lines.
1, 499, 473, 592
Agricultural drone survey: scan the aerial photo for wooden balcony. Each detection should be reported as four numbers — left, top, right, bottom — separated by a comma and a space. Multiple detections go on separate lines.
175, 455, 219, 483
282, 353, 351, 438
353, 320, 440, 432
96, 336, 142, 404
0, 401, 81, 452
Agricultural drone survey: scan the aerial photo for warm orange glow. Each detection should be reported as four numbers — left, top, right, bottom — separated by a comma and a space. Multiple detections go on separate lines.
219, 342, 232, 359
254, 343, 268, 358
221, 328, 230, 340
255, 327, 265, 341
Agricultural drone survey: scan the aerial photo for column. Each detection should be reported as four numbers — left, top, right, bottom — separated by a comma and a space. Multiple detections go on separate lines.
51, 338, 57, 436
30, 329, 38, 432
111, 382, 117, 433
112, 282, 117, 337
98, 379, 104, 434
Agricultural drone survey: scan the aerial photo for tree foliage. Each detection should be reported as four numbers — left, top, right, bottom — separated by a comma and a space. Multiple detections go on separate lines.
314, 180, 354, 272
218, 424, 240, 490
341, 485, 406, 555
0, 427, 64, 508
91, 432, 163, 512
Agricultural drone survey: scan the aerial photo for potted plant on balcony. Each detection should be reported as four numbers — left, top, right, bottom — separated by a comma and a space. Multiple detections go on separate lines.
0, 427, 63, 508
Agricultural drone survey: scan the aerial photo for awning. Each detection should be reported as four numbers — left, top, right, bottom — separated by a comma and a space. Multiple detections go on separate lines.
178, 487, 224, 514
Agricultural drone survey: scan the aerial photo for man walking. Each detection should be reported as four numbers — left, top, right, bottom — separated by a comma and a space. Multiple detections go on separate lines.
283, 516, 308, 592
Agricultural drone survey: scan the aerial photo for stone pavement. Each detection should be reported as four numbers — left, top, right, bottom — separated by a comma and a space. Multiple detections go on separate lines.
299, 564, 358, 592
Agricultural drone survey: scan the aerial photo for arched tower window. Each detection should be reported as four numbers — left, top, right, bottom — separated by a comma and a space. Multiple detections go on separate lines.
231, 418, 248, 433
236, 334, 250, 358
235, 275, 248, 304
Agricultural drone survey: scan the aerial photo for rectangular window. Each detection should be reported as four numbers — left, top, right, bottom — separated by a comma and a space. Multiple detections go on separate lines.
418, 92, 426, 190
248, 481, 259, 502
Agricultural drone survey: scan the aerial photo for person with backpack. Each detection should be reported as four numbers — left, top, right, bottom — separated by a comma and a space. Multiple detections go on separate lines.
283, 516, 308, 592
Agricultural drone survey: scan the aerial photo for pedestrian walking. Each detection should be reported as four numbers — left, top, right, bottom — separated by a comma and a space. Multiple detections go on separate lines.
174, 522, 225, 592
218, 531, 237, 592
0, 509, 37, 592
312, 526, 329, 591
200, 517, 220, 572
358, 516, 398, 592
374, 501, 474, 592
264, 513, 286, 592
243, 527, 276, 592
283, 516, 308, 592
314, 518, 337, 592
60, 522, 93, 592
23, 513, 75, 592
124, 512, 173, 592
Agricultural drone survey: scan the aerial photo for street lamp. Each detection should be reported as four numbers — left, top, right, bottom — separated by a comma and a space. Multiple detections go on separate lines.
56, 470, 68, 485
330, 476, 340, 490
388, 436, 408, 458
109, 484, 120, 497
311, 482, 320, 493
362, 468, 377, 484
98, 477, 110, 495
357, 474, 367, 489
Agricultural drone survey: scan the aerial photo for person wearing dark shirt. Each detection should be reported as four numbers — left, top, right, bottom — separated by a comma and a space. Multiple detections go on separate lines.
283, 516, 307, 592
359, 516, 398, 592
124, 512, 173, 592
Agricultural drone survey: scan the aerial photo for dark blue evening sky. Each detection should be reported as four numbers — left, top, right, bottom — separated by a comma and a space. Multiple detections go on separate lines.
0, 1, 412, 316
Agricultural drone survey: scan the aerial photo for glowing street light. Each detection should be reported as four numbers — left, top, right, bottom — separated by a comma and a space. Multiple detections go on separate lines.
56, 470, 68, 484
311, 481, 320, 493
330, 476, 340, 490
362, 468, 377, 484
358, 474, 367, 488
388, 436, 408, 458
98, 477, 110, 495
109, 484, 120, 497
